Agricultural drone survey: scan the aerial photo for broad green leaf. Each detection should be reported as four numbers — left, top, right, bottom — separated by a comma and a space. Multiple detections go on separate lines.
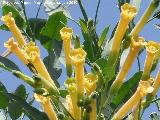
41, 12, 67, 40
0, 81, 8, 109
1, 5, 26, 29
112, 71, 142, 106
27, 18, 47, 40
79, 19, 88, 33
5, 93, 49, 120
0, 92, 9, 109
15, 85, 26, 99
98, 26, 110, 47
43, 51, 62, 87
8, 85, 27, 120
150, 112, 160, 120
27, 18, 54, 51
0, 56, 20, 71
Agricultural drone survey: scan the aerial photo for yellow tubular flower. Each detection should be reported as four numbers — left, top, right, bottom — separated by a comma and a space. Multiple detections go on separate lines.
65, 78, 81, 120
142, 41, 160, 80
110, 3, 137, 56
130, 0, 159, 36
65, 95, 75, 117
112, 80, 153, 120
150, 70, 160, 98
70, 48, 87, 98
24, 42, 53, 84
34, 94, 58, 120
84, 73, 98, 96
4, 38, 28, 65
84, 73, 98, 120
109, 36, 145, 94
1, 12, 26, 47
60, 27, 73, 77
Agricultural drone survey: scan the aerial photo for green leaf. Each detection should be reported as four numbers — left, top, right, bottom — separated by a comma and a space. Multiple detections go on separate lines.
27, 18, 54, 51
112, 71, 142, 106
79, 19, 88, 33
0, 81, 9, 109
1, 5, 26, 30
150, 112, 160, 120
98, 26, 110, 47
8, 85, 27, 120
43, 51, 62, 87
41, 11, 67, 40
27, 18, 47, 40
5, 93, 49, 120
0, 56, 20, 71
15, 85, 26, 99
0, 81, 7, 93
0, 92, 9, 109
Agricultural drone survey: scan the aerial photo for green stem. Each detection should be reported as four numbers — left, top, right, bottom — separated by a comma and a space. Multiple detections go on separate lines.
20, 0, 34, 41
94, 0, 101, 25
130, 0, 159, 36
77, 0, 88, 22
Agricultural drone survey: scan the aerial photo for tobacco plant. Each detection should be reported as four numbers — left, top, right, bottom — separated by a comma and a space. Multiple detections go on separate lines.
0, 0, 160, 120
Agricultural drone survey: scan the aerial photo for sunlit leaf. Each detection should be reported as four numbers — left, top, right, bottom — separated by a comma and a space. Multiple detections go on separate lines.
41, 11, 67, 40
98, 26, 110, 47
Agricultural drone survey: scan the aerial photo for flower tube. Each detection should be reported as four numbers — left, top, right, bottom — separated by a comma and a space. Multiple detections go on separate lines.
1, 12, 26, 47
109, 36, 145, 94
84, 73, 98, 120
145, 70, 160, 103
130, 0, 160, 36
112, 80, 153, 120
60, 27, 73, 77
65, 78, 81, 120
108, 3, 137, 66
141, 41, 160, 80
70, 48, 87, 98
24, 42, 59, 94
34, 94, 58, 120
65, 95, 75, 117
4, 38, 28, 65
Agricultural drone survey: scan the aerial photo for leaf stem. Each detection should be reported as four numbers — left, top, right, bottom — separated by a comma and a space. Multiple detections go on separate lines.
20, 0, 34, 41
94, 0, 101, 25
77, 0, 88, 22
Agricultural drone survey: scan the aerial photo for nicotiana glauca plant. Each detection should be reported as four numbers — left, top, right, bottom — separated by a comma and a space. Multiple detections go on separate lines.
0, 0, 160, 120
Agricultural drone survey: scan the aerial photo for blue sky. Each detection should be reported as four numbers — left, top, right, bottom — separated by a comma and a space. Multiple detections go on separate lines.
0, 0, 160, 119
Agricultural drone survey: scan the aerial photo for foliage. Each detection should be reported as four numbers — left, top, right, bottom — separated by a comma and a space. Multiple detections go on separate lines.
0, 0, 160, 120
